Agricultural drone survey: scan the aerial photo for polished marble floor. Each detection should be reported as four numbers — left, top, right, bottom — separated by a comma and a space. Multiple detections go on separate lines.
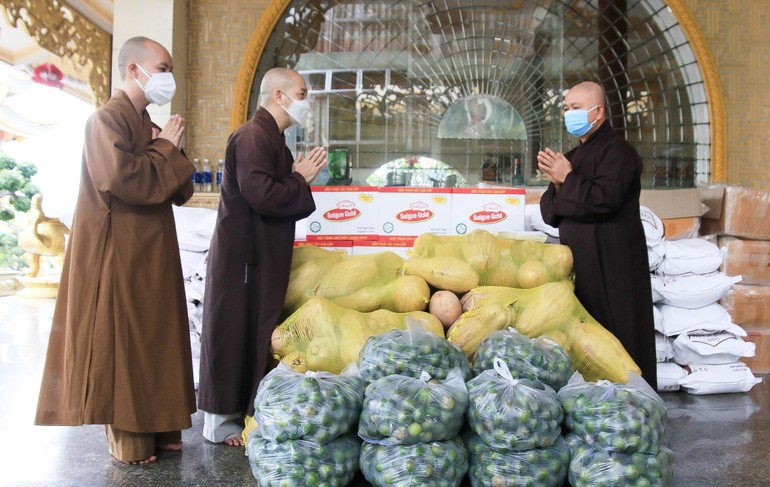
1, 294, 769, 487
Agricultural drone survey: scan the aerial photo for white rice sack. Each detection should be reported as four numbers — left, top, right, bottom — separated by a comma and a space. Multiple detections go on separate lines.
189, 329, 201, 358
657, 302, 746, 337
700, 234, 718, 245
189, 274, 206, 301
184, 276, 204, 304
657, 239, 724, 277
655, 332, 674, 363
656, 362, 687, 392
193, 253, 208, 280
648, 243, 665, 272
174, 206, 218, 252
641, 206, 665, 272
650, 281, 663, 304
678, 362, 762, 395
194, 209, 218, 240
640, 206, 664, 247
650, 272, 742, 308
525, 204, 559, 238
180, 249, 207, 280
672, 330, 756, 365
653, 305, 663, 334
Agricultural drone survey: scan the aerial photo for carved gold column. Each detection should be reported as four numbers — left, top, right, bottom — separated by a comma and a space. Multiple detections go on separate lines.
0, 0, 112, 106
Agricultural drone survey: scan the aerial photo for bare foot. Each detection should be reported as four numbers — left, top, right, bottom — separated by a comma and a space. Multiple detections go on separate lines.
119, 454, 157, 465
223, 434, 244, 447
157, 441, 183, 452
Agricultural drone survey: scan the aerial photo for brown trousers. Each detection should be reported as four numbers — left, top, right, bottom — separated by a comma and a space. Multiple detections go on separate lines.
105, 425, 181, 462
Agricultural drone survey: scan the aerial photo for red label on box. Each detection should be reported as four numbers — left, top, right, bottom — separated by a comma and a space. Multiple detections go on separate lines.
469, 202, 508, 224
397, 202, 434, 223
322, 202, 362, 222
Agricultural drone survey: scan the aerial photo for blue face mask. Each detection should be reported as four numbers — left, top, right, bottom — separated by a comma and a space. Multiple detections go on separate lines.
564, 105, 599, 137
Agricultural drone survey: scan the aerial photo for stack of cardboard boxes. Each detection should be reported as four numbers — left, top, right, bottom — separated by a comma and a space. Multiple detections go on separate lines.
700, 187, 770, 375
639, 188, 707, 239
295, 186, 526, 258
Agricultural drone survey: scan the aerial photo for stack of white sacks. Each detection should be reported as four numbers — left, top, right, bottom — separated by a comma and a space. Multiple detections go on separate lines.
173, 205, 218, 387
642, 206, 762, 394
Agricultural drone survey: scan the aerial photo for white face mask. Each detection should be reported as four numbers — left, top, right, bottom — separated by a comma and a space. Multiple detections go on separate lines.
134, 64, 176, 106
281, 91, 312, 128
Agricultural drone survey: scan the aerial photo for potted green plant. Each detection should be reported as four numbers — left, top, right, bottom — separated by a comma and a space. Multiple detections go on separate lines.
0, 152, 39, 294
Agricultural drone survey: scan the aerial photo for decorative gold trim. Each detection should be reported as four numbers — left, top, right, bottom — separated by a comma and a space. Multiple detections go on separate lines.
230, 0, 291, 132
232, 0, 725, 182
666, 0, 726, 182
66, 0, 112, 32
0, 0, 112, 106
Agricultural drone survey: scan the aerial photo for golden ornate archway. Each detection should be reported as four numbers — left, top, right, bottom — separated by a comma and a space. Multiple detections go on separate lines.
665, 0, 726, 181
0, 0, 112, 106
230, 0, 726, 182
230, 0, 290, 133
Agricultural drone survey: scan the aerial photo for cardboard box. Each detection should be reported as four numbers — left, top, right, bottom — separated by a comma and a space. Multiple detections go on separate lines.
719, 236, 770, 285
525, 187, 548, 204
293, 240, 353, 254
700, 186, 770, 239
662, 217, 700, 240
720, 283, 770, 326
378, 187, 452, 239
740, 326, 770, 374
700, 186, 726, 220
451, 187, 526, 235
476, 183, 546, 205
352, 238, 415, 259
306, 186, 378, 240
639, 188, 705, 219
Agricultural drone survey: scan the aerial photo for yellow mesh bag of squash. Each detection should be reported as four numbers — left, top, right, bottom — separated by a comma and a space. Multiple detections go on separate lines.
272, 296, 444, 374
408, 229, 574, 291
284, 246, 430, 316
242, 415, 259, 446
447, 281, 640, 383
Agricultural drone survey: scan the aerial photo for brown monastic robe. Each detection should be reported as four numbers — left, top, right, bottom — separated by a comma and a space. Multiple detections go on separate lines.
35, 90, 197, 433
198, 108, 316, 417
540, 121, 657, 387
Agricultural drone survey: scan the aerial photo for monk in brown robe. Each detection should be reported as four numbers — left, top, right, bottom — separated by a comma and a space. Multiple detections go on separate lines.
35, 36, 197, 464
197, 68, 326, 445
538, 81, 657, 388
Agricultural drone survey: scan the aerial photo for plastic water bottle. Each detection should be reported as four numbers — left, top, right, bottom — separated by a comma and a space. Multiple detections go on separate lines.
202, 158, 213, 192
192, 158, 202, 192
216, 158, 224, 192
512, 157, 524, 185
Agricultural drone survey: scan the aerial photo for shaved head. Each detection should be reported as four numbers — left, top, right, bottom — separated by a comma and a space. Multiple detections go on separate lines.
566, 81, 606, 109
259, 68, 306, 107
118, 36, 164, 80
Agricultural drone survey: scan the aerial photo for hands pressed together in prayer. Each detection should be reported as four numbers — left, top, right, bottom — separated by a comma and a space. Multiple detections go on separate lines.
293, 146, 327, 184
155, 114, 186, 150
537, 148, 572, 189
